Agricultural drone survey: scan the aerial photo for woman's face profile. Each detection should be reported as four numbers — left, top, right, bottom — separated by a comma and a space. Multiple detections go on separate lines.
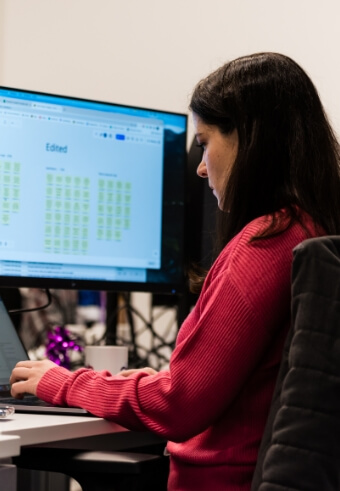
193, 113, 239, 210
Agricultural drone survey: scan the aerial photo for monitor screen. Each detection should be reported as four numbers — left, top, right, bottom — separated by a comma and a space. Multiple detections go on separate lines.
0, 87, 187, 294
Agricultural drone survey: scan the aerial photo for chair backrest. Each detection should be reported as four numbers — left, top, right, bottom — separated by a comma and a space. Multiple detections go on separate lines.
251, 236, 340, 491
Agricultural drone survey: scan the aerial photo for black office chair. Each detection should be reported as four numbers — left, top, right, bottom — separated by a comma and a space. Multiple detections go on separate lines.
251, 236, 340, 490
14, 443, 169, 491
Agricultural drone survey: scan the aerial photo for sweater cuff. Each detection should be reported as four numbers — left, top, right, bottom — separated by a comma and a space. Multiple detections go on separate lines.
37, 365, 78, 406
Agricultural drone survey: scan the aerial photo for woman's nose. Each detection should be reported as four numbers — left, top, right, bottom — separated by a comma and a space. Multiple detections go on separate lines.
197, 160, 208, 178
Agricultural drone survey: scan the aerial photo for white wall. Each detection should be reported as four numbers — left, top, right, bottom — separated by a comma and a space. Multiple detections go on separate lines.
1, 0, 340, 145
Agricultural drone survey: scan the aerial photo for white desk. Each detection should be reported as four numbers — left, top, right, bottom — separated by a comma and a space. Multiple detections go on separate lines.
0, 412, 163, 490
0, 412, 162, 451
0, 434, 21, 459
0, 412, 126, 447
0, 413, 126, 490
0, 433, 21, 491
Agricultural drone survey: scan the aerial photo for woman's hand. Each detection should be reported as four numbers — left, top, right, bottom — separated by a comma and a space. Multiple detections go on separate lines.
10, 359, 57, 399
117, 367, 158, 377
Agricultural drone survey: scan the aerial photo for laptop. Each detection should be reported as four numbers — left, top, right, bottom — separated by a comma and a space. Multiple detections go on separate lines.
0, 295, 90, 415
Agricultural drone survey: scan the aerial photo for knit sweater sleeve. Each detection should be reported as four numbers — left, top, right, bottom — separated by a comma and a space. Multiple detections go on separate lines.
37, 217, 306, 442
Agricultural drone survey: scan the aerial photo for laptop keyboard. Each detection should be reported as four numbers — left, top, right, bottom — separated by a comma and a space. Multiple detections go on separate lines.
0, 395, 51, 406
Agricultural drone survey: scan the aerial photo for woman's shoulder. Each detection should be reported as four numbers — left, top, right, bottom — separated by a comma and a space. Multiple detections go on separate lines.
213, 209, 321, 277
231, 208, 320, 248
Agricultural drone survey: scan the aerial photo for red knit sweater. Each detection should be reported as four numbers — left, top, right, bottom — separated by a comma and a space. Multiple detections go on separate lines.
37, 211, 321, 490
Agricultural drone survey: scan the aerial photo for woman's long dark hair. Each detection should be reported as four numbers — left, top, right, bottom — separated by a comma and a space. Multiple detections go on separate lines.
190, 52, 340, 261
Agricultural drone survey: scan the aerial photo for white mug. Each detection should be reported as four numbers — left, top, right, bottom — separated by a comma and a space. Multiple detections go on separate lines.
85, 345, 128, 374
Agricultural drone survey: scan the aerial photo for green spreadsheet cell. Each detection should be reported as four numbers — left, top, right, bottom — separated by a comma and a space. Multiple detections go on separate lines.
106, 192, 113, 202
116, 181, 122, 190
46, 200, 53, 209
46, 174, 54, 184
125, 182, 132, 191
82, 228, 88, 238
4, 162, 11, 172
64, 214, 71, 224
46, 187, 53, 196
106, 216, 113, 227
45, 212, 52, 221
73, 203, 80, 212
65, 189, 72, 199
73, 215, 80, 225
13, 176, 20, 185
115, 218, 122, 227
44, 239, 52, 249
56, 175, 63, 185
97, 204, 105, 214
72, 239, 79, 249
54, 225, 61, 236
55, 212, 62, 222
107, 205, 113, 215
65, 176, 72, 185
74, 177, 81, 186
83, 178, 90, 187
55, 188, 63, 198
98, 179, 105, 189
74, 189, 81, 200
64, 226, 71, 237
106, 230, 113, 240
3, 188, 10, 198
124, 207, 131, 216
2, 214, 10, 224
124, 219, 130, 229
83, 190, 90, 200
12, 189, 20, 199
115, 194, 122, 203
98, 191, 105, 202
54, 238, 61, 248
3, 175, 11, 184
55, 200, 62, 209
82, 203, 90, 213
45, 225, 52, 235
97, 216, 104, 227
81, 241, 88, 249
3, 202, 10, 211
114, 230, 122, 240
107, 180, 114, 190
82, 215, 89, 225
12, 202, 20, 212
13, 162, 21, 172
125, 194, 131, 203
115, 206, 122, 215
63, 239, 70, 249
72, 227, 79, 237
97, 229, 104, 240
64, 201, 71, 211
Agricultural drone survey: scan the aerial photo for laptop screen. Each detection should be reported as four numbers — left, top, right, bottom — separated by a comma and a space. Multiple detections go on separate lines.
0, 297, 28, 391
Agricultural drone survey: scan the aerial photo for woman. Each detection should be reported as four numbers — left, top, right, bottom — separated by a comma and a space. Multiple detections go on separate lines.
10, 52, 340, 491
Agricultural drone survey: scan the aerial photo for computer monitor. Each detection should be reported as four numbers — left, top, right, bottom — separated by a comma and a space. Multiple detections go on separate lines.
0, 87, 187, 294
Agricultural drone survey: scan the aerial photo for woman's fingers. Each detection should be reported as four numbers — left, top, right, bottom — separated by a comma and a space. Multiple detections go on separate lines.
9, 366, 31, 384
10, 359, 57, 398
118, 367, 158, 377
